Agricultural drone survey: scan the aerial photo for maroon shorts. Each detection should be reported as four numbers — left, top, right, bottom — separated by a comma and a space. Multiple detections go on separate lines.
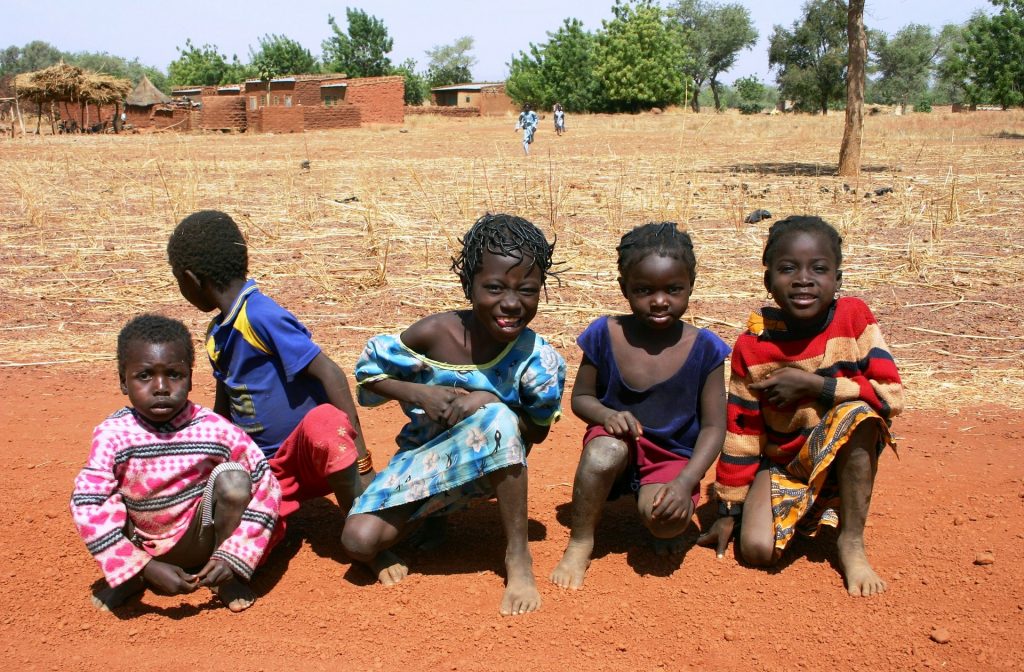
264, 404, 358, 554
583, 425, 700, 509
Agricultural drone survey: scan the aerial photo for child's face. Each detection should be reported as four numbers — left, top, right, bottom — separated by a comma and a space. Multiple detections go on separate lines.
172, 266, 217, 312
119, 340, 192, 424
764, 231, 842, 325
619, 254, 693, 330
470, 251, 543, 344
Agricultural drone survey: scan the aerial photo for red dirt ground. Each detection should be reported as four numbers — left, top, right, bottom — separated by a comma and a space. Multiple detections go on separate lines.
3, 363, 1022, 671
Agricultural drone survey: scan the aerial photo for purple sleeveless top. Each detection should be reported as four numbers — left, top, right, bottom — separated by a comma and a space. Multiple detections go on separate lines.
577, 316, 730, 458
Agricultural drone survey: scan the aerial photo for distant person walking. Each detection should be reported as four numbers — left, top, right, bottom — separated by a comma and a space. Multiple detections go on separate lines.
514, 103, 538, 155
553, 103, 566, 136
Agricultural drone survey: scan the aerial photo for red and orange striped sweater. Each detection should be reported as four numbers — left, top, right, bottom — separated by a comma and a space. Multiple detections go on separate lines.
715, 297, 904, 503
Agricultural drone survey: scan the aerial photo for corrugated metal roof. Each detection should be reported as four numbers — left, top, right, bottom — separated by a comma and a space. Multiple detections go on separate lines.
430, 82, 504, 92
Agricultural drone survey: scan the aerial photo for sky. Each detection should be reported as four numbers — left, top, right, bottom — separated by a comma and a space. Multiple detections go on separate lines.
3, 0, 996, 84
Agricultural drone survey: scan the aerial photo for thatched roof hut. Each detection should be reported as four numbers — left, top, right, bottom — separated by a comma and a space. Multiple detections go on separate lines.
126, 74, 170, 107
14, 62, 131, 106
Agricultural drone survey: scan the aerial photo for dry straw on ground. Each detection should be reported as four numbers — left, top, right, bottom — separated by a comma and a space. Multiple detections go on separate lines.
1, 110, 1021, 408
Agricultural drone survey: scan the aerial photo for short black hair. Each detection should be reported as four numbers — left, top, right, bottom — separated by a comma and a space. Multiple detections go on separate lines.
451, 213, 557, 300
166, 210, 248, 289
117, 314, 195, 377
616, 221, 697, 282
762, 215, 843, 268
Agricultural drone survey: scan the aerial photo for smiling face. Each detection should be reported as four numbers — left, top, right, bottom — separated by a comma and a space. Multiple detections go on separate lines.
619, 253, 694, 331
119, 339, 192, 424
469, 251, 543, 344
764, 231, 842, 327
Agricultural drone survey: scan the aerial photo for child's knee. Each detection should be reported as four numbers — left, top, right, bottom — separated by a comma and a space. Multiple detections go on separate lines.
581, 436, 628, 474
739, 533, 775, 567
341, 517, 384, 559
644, 516, 690, 539
304, 404, 355, 442
213, 470, 252, 509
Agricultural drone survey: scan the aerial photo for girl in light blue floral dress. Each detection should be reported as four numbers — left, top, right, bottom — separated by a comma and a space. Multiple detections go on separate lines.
342, 213, 566, 617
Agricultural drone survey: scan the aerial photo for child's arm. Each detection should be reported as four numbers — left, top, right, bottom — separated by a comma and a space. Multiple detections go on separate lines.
571, 356, 642, 438
70, 426, 167, 588
304, 352, 373, 464
213, 379, 231, 419
651, 363, 727, 522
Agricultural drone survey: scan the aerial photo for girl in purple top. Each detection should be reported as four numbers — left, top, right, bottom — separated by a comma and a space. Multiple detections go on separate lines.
550, 222, 730, 590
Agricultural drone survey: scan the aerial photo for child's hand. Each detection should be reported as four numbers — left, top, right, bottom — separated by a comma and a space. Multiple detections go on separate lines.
417, 386, 470, 426
749, 368, 822, 407
603, 410, 642, 438
696, 516, 736, 559
196, 557, 234, 588
443, 390, 502, 427
651, 479, 696, 523
142, 559, 200, 595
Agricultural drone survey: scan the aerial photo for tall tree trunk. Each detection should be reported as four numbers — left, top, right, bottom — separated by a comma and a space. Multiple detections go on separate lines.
36, 101, 42, 134
710, 79, 722, 111
691, 81, 701, 113
839, 0, 866, 177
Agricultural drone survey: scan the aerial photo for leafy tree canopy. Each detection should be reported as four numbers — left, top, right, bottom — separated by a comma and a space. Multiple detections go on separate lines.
425, 36, 476, 87
871, 24, 937, 110
0, 40, 64, 77
594, 0, 687, 112
249, 34, 318, 79
391, 57, 427, 105
768, 0, 849, 114
322, 8, 394, 77
944, 3, 1024, 108
670, 0, 757, 111
507, 18, 601, 112
168, 39, 247, 86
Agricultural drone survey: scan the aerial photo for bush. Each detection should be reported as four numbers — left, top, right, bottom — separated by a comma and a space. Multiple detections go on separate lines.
915, 96, 933, 113
738, 102, 763, 115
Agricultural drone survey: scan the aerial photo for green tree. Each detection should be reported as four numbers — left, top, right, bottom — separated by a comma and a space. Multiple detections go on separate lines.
322, 8, 394, 77
425, 36, 476, 87
65, 51, 169, 92
944, 3, 1024, 109
932, 24, 968, 104
872, 25, 938, 112
768, 0, 849, 114
670, 0, 757, 112
249, 34, 318, 76
594, 0, 687, 112
392, 58, 427, 105
507, 18, 601, 112
733, 74, 766, 113
167, 40, 247, 86
0, 40, 65, 77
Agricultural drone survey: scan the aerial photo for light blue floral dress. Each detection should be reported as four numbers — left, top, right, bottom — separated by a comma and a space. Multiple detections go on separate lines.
350, 329, 566, 520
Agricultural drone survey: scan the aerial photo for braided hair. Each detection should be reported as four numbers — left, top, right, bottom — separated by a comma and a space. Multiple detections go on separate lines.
762, 215, 842, 268
451, 213, 557, 300
117, 314, 195, 377
616, 221, 696, 282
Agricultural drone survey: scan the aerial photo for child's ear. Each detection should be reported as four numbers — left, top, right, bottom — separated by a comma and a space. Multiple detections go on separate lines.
617, 276, 627, 299
119, 375, 128, 396
763, 270, 771, 293
836, 268, 843, 290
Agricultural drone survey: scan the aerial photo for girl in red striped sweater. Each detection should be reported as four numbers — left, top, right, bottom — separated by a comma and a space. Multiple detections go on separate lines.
698, 216, 903, 597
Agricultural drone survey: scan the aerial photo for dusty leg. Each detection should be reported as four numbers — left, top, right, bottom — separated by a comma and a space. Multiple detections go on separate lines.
834, 422, 886, 597
550, 436, 628, 589
341, 505, 414, 585
737, 468, 775, 566
638, 484, 693, 556
326, 463, 362, 517
91, 575, 144, 611
490, 463, 540, 615
208, 470, 257, 612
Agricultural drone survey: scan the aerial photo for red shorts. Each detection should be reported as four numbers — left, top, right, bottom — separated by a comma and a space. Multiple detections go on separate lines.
264, 404, 358, 554
583, 425, 700, 509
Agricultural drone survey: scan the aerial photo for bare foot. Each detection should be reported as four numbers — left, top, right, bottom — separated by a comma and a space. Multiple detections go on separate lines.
211, 578, 255, 612
408, 516, 447, 551
653, 533, 687, 556
837, 532, 887, 597
91, 575, 144, 611
549, 539, 592, 590
501, 551, 540, 616
372, 550, 409, 585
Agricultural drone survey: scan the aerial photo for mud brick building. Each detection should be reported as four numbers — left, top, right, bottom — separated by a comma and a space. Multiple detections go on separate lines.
168, 73, 404, 133
429, 82, 517, 117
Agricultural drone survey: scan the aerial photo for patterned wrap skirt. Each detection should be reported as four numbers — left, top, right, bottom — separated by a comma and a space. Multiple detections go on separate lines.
769, 400, 895, 558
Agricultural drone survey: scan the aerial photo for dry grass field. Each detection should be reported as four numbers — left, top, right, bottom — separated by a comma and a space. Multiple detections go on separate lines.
1, 110, 1022, 671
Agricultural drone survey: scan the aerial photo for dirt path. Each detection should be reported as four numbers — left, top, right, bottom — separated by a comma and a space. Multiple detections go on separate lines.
4, 364, 1021, 671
